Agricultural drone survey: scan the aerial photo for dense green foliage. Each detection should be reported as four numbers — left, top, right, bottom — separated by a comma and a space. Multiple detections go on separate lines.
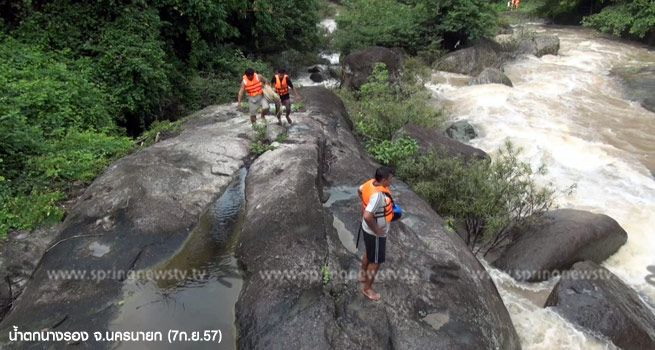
341, 63, 555, 255
398, 143, 555, 255
335, 0, 499, 56
341, 62, 444, 145
583, 0, 655, 39
0, 0, 321, 236
534, 0, 655, 42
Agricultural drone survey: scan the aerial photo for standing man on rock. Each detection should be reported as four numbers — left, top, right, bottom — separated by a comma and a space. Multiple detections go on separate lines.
357, 166, 398, 301
237, 68, 269, 125
270, 68, 301, 125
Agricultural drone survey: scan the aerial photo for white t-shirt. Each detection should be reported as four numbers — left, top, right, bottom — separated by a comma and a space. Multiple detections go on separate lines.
361, 191, 390, 236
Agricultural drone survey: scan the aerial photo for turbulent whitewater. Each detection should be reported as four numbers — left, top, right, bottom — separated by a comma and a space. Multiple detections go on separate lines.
428, 25, 655, 349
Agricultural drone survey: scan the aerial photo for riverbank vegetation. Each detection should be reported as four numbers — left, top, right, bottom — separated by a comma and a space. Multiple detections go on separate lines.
340, 63, 556, 255
529, 0, 655, 44
335, 0, 499, 58
0, 0, 322, 236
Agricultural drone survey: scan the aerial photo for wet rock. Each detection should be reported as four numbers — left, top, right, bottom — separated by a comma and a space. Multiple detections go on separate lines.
235, 87, 520, 349
0, 105, 251, 343
267, 49, 318, 76
308, 66, 323, 74
342, 46, 403, 90
434, 38, 508, 76
445, 120, 478, 142
611, 65, 655, 113
470, 68, 513, 87
545, 261, 655, 349
492, 209, 628, 282
327, 65, 342, 80
394, 123, 489, 161
0, 226, 59, 321
516, 35, 560, 57
310, 72, 325, 83
435, 36, 559, 76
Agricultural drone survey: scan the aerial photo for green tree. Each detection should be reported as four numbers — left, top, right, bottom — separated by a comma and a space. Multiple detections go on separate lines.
398, 142, 556, 256
89, 7, 173, 132
335, 0, 499, 54
583, 0, 655, 39
335, 0, 423, 54
0, 37, 114, 177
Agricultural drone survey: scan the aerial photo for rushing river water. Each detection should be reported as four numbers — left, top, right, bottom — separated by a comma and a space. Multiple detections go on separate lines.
427, 25, 655, 349
295, 18, 341, 88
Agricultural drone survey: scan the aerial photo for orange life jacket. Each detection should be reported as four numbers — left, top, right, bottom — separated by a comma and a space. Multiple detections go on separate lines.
243, 74, 263, 96
360, 179, 394, 223
274, 74, 289, 96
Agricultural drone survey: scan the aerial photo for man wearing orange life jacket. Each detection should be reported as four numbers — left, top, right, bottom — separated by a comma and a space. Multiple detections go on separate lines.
357, 166, 398, 301
237, 68, 270, 125
269, 69, 302, 125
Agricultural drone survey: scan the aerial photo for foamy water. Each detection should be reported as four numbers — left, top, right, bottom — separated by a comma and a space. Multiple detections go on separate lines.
301, 18, 340, 86
429, 25, 655, 349
320, 18, 337, 34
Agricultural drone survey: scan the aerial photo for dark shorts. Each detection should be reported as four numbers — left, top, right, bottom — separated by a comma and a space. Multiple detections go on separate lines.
280, 94, 290, 101
363, 231, 386, 264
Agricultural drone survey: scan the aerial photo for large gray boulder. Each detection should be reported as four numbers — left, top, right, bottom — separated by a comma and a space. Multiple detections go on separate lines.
434, 36, 559, 76
0, 106, 252, 346
0, 89, 521, 350
434, 38, 508, 76
612, 65, 655, 113
341, 46, 403, 90
445, 120, 478, 142
0, 227, 59, 321
492, 209, 628, 282
235, 86, 520, 349
394, 123, 489, 161
515, 35, 560, 57
470, 68, 513, 87
545, 261, 655, 349
310, 72, 325, 83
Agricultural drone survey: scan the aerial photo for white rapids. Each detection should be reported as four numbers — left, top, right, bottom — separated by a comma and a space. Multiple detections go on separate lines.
428, 25, 655, 349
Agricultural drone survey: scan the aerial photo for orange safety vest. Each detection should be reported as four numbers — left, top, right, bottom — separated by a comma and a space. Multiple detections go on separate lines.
243, 74, 263, 97
360, 179, 394, 223
274, 74, 289, 96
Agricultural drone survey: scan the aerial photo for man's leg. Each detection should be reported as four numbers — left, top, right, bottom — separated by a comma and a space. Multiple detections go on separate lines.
361, 233, 384, 300
284, 99, 292, 124
360, 251, 369, 283
260, 98, 269, 122
248, 97, 257, 125
275, 101, 282, 124
363, 263, 381, 300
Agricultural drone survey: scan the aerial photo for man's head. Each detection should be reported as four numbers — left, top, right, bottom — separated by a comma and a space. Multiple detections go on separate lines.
277, 68, 287, 76
374, 166, 395, 187
245, 68, 255, 79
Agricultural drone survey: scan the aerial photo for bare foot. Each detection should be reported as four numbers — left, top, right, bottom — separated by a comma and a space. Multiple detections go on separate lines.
362, 288, 381, 301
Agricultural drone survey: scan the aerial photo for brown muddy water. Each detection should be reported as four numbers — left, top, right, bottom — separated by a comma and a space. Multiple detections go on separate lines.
429, 24, 655, 349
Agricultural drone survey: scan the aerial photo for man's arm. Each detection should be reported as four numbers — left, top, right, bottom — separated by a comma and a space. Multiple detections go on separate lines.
363, 211, 385, 236
237, 82, 245, 105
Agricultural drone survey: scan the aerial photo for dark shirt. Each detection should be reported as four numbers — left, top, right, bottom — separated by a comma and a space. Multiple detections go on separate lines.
270, 75, 294, 90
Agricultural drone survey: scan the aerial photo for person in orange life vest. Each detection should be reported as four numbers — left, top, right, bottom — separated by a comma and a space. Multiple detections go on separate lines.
237, 68, 270, 125
512, 0, 521, 10
269, 69, 302, 125
357, 166, 396, 301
